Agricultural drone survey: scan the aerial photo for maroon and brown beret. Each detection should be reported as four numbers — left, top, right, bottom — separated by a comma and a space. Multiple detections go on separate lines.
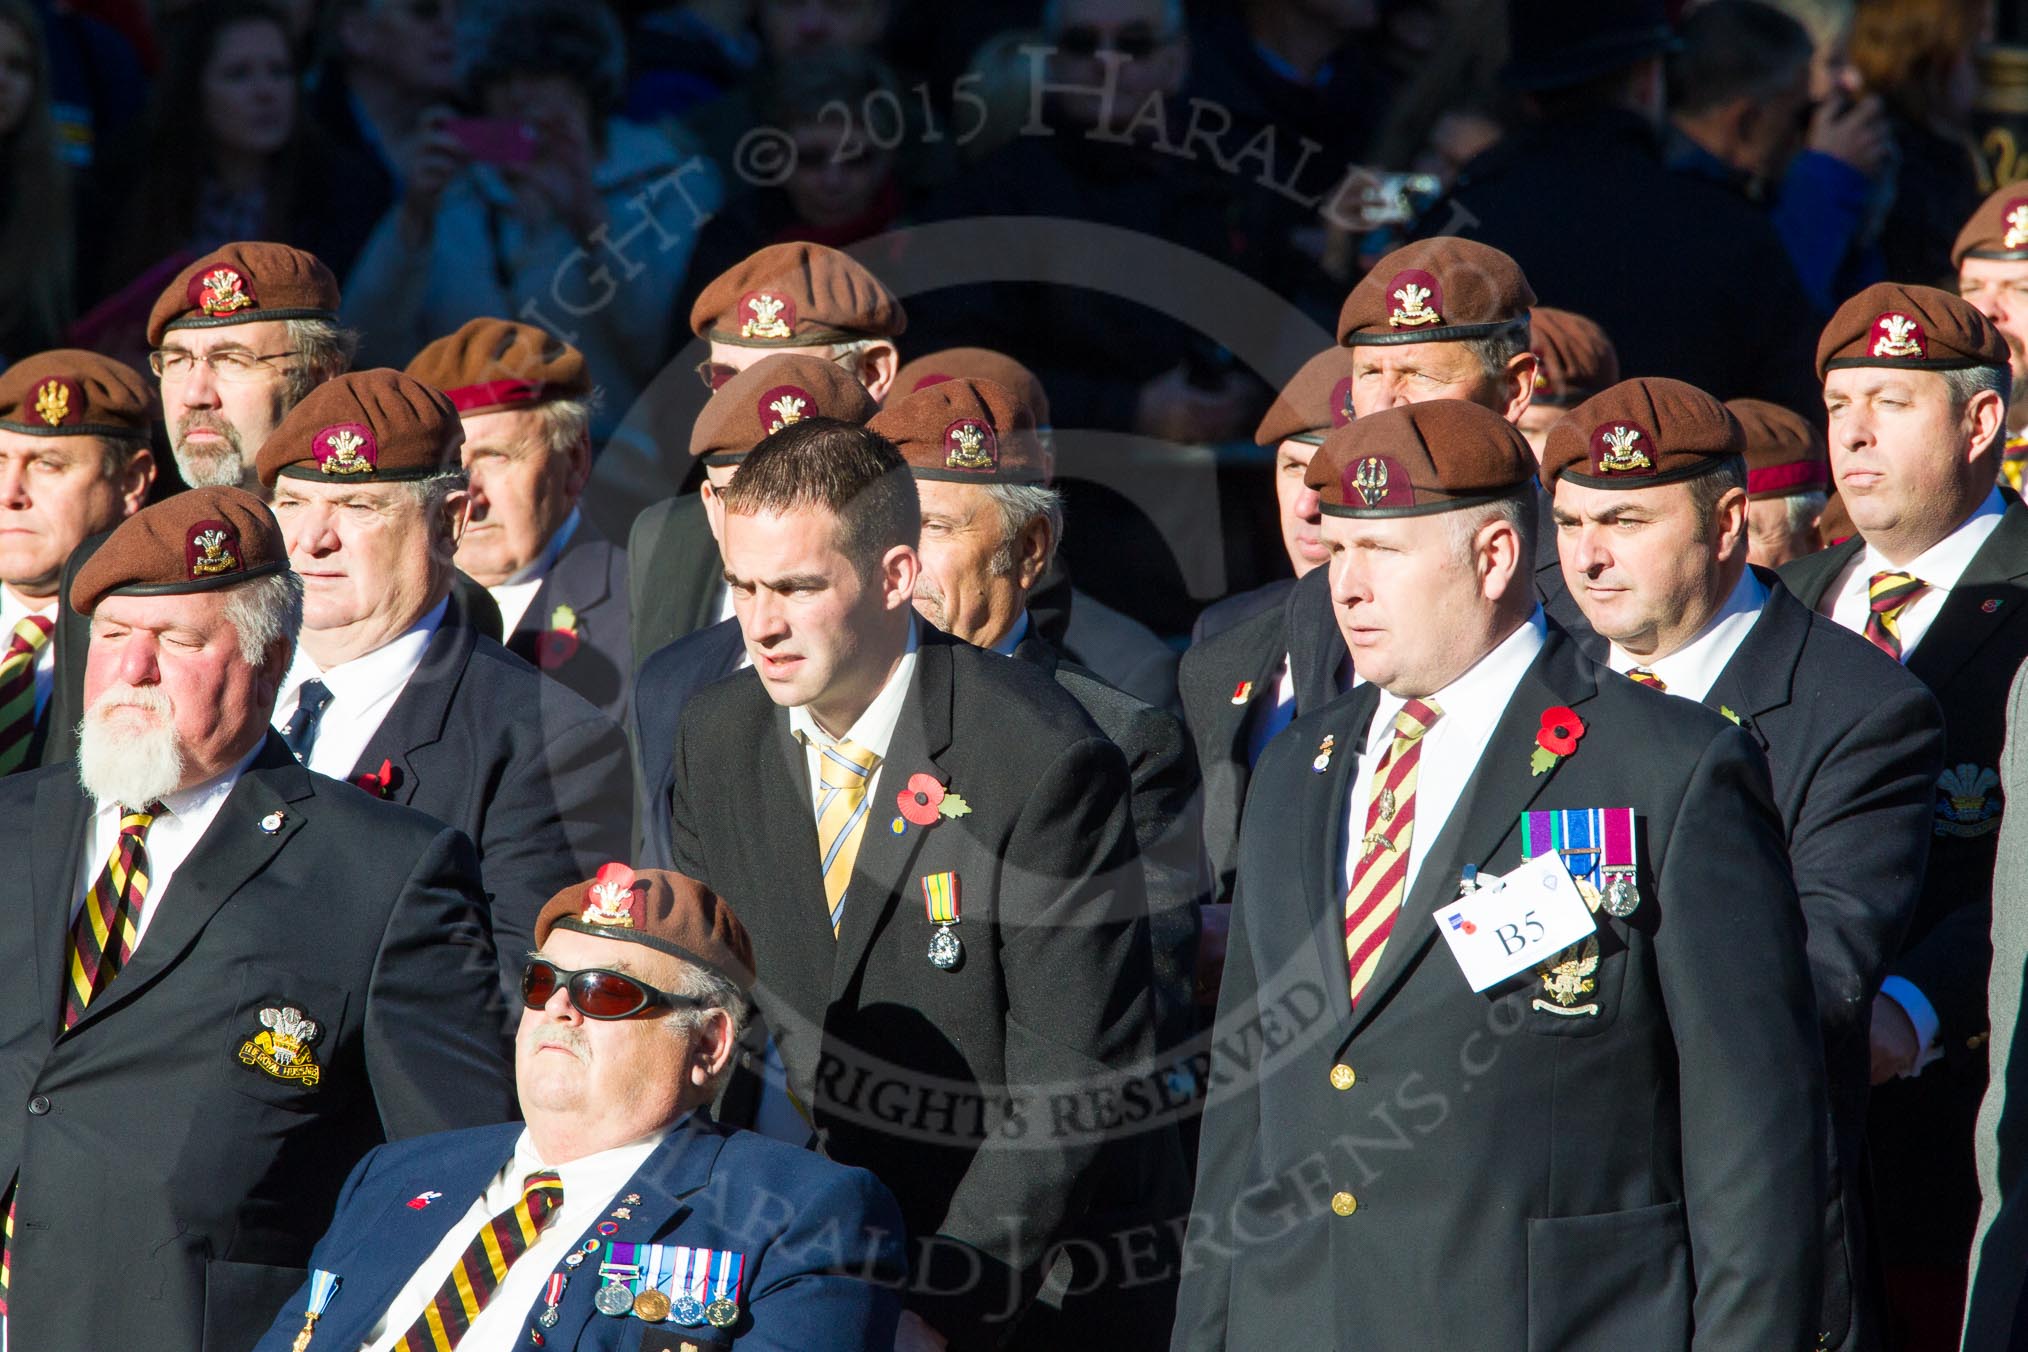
147, 241, 339, 346
405, 318, 591, 416
1528, 307, 1620, 408
689, 242, 906, 348
256, 369, 462, 487
1306, 399, 1535, 517
1541, 378, 1745, 490
1726, 398, 1828, 499
690, 354, 881, 466
1815, 282, 2009, 377
1254, 347, 1356, 447
1337, 238, 1536, 347
868, 377, 1045, 484
1952, 184, 2028, 265
894, 348, 1052, 429
0, 350, 152, 441
536, 862, 756, 993
71, 485, 285, 614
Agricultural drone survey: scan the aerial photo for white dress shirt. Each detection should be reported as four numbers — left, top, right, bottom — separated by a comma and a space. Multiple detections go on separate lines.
487, 508, 580, 638
73, 740, 263, 945
273, 598, 448, 780
0, 585, 58, 723
786, 618, 920, 822
1341, 609, 1547, 902
360, 1125, 671, 1352
1605, 567, 1767, 703
1825, 489, 2006, 660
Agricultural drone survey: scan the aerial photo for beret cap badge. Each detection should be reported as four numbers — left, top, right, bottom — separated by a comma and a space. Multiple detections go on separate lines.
1387, 271, 1443, 328
196, 267, 256, 317
1871, 313, 1926, 360
581, 862, 639, 928
314, 424, 377, 476
740, 291, 795, 341
944, 419, 998, 471
1352, 457, 1390, 505
1594, 424, 1653, 474
760, 386, 811, 435
2006, 202, 2028, 251
185, 520, 242, 580
34, 378, 74, 428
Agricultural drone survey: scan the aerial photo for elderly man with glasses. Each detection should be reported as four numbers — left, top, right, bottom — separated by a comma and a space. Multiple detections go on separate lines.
250, 864, 908, 1352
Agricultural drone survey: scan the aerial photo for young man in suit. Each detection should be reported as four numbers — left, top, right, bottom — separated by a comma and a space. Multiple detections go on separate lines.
1546, 375, 1944, 1352
1176, 399, 1826, 1351
259, 369, 630, 1005
409, 318, 632, 720
0, 486, 513, 1352
251, 866, 907, 1352
1779, 281, 2017, 1343
665, 418, 1157, 1350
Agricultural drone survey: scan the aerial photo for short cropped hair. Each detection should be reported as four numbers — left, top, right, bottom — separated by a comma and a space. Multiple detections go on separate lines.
1668, 0, 1814, 115
1687, 454, 1750, 535
718, 417, 920, 570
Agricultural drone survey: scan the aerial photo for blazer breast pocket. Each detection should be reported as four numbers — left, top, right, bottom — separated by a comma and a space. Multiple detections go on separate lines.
202, 1257, 305, 1352
1499, 930, 1630, 1039
1526, 1200, 1691, 1352
224, 965, 350, 1111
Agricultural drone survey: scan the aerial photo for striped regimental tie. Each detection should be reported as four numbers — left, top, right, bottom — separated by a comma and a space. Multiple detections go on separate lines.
1625, 667, 1667, 692
1864, 570, 1926, 662
1344, 700, 1442, 1007
391, 1171, 564, 1351
810, 736, 881, 936
0, 615, 54, 775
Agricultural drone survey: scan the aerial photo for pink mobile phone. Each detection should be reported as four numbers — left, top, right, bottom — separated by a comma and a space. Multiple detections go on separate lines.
443, 117, 537, 165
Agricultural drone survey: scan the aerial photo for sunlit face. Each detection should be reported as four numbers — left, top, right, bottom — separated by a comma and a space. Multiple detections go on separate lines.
1553, 477, 1742, 659
456, 406, 585, 587
703, 340, 897, 403
1823, 366, 1993, 560
1958, 257, 2028, 397
158, 320, 300, 490
0, 432, 150, 596
272, 475, 462, 660
1745, 494, 1819, 568
1272, 439, 1327, 574
203, 19, 294, 159
912, 479, 1036, 647
1349, 342, 1524, 419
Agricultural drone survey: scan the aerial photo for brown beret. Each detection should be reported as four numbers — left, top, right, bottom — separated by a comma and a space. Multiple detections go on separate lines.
1541, 378, 1745, 490
868, 377, 1045, 484
1337, 238, 1536, 347
536, 862, 756, 994
1726, 398, 1828, 499
1952, 184, 2028, 265
689, 242, 906, 348
1815, 282, 2010, 377
689, 354, 881, 466
1819, 490, 1855, 547
0, 350, 152, 441
405, 318, 591, 417
256, 369, 463, 487
1254, 347, 1356, 447
1306, 400, 1535, 517
147, 241, 339, 346
1528, 308, 1620, 408
71, 485, 285, 614
894, 348, 1052, 429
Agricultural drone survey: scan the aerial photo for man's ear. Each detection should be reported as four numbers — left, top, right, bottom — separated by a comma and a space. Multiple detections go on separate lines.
861, 343, 901, 403
1500, 351, 1540, 423
1014, 514, 1053, 593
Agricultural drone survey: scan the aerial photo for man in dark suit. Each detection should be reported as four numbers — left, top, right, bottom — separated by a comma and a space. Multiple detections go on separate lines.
1174, 399, 1827, 1351
666, 418, 1158, 1351
251, 865, 908, 1352
407, 318, 633, 720
0, 485, 513, 1352
257, 369, 630, 1004
1779, 282, 2019, 1344
1545, 375, 1944, 1352
628, 242, 907, 669
0, 351, 154, 774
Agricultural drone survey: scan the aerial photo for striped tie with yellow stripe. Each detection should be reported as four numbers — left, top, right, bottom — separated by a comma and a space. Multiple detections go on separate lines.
1344, 700, 1442, 1007
63, 803, 160, 1029
1864, 570, 1926, 662
0, 614, 53, 775
810, 736, 881, 935
392, 1170, 564, 1352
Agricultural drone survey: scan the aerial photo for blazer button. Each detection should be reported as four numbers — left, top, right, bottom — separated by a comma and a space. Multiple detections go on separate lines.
1329, 1064, 1356, 1090
26, 1095, 49, 1116
1968, 1032, 1989, 1050
1331, 1191, 1358, 1217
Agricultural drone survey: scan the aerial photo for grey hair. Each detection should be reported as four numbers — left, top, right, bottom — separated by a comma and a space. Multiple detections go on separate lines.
220, 569, 305, 670
1446, 490, 1537, 570
1782, 490, 1829, 536
399, 468, 472, 523
1460, 327, 1532, 387
281, 318, 359, 403
665, 960, 749, 1099
535, 395, 595, 459
982, 482, 1064, 576
1941, 364, 2013, 458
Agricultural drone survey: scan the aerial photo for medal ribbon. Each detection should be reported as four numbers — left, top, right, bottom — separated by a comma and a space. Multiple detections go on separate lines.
710, 1250, 744, 1306
923, 872, 959, 925
1520, 808, 1636, 884
542, 1274, 565, 1308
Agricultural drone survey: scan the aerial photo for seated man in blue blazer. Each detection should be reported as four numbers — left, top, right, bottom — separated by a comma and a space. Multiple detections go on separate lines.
252, 865, 908, 1352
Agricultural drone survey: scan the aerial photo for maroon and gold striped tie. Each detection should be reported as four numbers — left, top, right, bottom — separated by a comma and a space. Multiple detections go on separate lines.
63, 803, 160, 1029
1864, 570, 1926, 661
1625, 667, 1667, 692
0, 615, 53, 776
1344, 700, 1442, 1006
392, 1170, 564, 1351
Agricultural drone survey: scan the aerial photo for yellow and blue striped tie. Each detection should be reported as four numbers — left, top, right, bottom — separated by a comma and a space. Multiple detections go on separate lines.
812, 737, 881, 936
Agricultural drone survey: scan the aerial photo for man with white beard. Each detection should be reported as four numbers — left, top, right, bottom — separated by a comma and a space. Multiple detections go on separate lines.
0, 485, 514, 1352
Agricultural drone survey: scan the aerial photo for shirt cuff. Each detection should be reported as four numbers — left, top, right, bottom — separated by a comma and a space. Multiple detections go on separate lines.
1879, 976, 1944, 1075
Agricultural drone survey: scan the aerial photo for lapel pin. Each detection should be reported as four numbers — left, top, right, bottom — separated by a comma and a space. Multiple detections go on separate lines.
1230, 680, 1254, 705
1312, 734, 1335, 773
1983, 598, 2002, 614
405, 1190, 441, 1210
259, 810, 285, 835
623, 1194, 641, 1204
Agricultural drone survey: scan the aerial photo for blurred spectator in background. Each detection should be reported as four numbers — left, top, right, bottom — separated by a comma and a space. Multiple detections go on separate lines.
1667, 4, 1816, 207
36, 0, 148, 173
1851, 0, 1994, 286
84, 1, 380, 309
307, 0, 464, 261
345, 0, 721, 451
0, 1, 75, 364
622, 0, 760, 123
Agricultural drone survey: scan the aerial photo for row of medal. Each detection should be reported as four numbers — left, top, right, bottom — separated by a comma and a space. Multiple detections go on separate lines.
548, 1239, 746, 1331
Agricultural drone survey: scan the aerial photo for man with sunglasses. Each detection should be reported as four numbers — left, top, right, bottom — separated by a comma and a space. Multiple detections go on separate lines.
0, 485, 514, 1352
252, 864, 909, 1352
628, 242, 907, 672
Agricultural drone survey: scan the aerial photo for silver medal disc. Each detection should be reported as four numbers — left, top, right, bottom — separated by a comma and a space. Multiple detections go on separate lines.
671, 1296, 706, 1326
1602, 877, 1639, 918
594, 1284, 636, 1317
927, 926, 963, 970
539, 1306, 561, 1328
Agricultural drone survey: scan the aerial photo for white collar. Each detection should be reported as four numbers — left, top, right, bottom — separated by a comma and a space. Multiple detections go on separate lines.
1368, 606, 1547, 751
285, 596, 448, 706
787, 617, 920, 758
1858, 488, 2006, 591
988, 610, 1031, 657
1608, 566, 1766, 701
0, 586, 57, 626
502, 507, 582, 588
513, 1119, 678, 1193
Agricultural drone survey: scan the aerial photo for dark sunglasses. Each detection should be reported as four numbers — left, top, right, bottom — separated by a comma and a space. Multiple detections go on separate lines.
695, 360, 740, 391
521, 958, 705, 1020
1053, 24, 1169, 59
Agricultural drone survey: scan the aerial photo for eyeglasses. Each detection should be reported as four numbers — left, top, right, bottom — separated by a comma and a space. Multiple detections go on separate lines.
1052, 23, 1173, 59
694, 347, 865, 392
149, 349, 299, 383
520, 958, 706, 1021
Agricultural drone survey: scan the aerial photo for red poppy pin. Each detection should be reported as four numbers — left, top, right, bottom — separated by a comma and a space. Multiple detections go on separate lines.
892, 771, 972, 834
1531, 706, 1584, 776
356, 758, 399, 798
537, 603, 581, 669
